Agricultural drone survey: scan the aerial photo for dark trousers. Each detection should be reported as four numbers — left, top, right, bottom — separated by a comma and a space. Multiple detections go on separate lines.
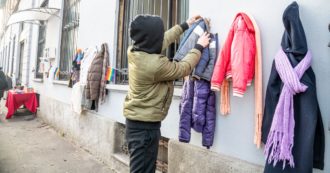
126, 127, 160, 173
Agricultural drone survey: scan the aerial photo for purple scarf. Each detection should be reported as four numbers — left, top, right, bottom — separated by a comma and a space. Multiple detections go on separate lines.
264, 49, 312, 169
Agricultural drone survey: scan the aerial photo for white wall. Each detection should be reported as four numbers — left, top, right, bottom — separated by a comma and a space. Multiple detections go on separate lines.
188, 0, 330, 172
77, 0, 118, 60
99, 0, 330, 172
30, 0, 330, 172
32, 0, 118, 104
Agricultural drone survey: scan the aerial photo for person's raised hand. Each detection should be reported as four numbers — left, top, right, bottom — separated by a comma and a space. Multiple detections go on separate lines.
197, 32, 211, 48
186, 15, 202, 27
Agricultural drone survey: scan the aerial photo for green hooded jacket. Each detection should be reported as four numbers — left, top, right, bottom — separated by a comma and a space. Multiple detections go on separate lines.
123, 25, 201, 122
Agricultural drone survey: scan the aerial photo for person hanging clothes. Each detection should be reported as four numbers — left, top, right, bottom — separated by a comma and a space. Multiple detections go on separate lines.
262, 2, 325, 173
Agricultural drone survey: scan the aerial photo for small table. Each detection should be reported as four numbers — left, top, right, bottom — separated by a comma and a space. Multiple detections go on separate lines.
5, 90, 39, 119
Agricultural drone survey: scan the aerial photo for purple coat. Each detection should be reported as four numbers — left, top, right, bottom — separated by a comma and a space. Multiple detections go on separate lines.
179, 78, 216, 148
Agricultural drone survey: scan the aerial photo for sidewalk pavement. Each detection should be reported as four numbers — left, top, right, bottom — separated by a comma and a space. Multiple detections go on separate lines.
0, 99, 115, 173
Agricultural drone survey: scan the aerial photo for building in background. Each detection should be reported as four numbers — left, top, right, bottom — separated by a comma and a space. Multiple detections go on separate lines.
0, 0, 329, 173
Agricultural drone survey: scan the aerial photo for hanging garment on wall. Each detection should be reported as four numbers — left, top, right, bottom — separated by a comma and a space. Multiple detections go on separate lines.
179, 78, 194, 143
193, 34, 219, 81
71, 81, 84, 114
262, 2, 325, 173
179, 77, 216, 148
80, 47, 98, 85
210, 12, 263, 148
99, 43, 110, 104
85, 43, 109, 111
173, 19, 218, 81
174, 19, 208, 62
69, 49, 84, 88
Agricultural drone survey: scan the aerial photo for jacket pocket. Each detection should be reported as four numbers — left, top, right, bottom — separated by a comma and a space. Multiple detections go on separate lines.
161, 86, 170, 111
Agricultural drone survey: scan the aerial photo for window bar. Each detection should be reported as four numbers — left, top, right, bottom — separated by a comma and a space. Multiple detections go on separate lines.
166, 0, 172, 29
153, 0, 156, 15
160, 0, 162, 19
174, 0, 178, 52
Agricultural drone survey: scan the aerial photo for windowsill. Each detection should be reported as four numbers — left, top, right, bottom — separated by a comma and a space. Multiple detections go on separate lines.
53, 80, 69, 86
106, 84, 129, 93
32, 78, 43, 83
106, 84, 182, 97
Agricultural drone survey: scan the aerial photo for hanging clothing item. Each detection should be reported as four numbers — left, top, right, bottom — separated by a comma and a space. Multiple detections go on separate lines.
99, 44, 109, 104
85, 43, 109, 107
69, 49, 84, 88
211, 13, 256, 96
179, 78, 216, 148
174, 19, 208, 62
262, 2, 325, 173
179, 78, 194, 143
193, 34, 219, 81
265, 49, 311, 168
71, 81, 84, 114
80, 47, 98, 85
173, 19, 218, 82
210, 12, 263, 147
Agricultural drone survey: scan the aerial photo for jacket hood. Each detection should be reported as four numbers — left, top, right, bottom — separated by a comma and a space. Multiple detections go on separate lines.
281, 1, 308, 57
235, 13, 255, 32
130, 15, 164, 54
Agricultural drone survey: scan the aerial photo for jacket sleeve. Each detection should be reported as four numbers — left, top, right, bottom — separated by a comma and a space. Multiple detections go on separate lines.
155, 49, 201, 82
192, 80, 209, 133
192, 47, 210, 79
162, 25, 184, 51
202, 91, 216, 148
210, 28, 234, 91
179, 79, 194, 143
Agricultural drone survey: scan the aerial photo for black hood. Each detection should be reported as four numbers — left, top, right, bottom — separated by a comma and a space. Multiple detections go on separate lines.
281, 1, 308, 59
130, 15, 164, 54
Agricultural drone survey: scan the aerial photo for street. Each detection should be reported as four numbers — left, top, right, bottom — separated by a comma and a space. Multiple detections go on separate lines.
0, 101, 114, 173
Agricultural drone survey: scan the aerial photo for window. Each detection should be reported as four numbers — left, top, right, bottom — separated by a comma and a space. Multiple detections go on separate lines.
59, 0, 80, 80
116, 0, 189, 84
35, 0, 49, 79
36, 22, 46, 79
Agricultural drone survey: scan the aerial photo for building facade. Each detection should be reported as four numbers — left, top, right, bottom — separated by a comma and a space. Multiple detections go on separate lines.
0, 0, 329, 172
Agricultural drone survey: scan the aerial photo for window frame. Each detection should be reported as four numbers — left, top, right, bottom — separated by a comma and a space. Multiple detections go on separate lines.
58, 0, 80, 81
35, 0, 49, 79
115, 0, 189, 85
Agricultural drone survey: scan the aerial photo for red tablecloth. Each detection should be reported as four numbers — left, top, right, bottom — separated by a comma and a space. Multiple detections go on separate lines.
5, 91, 38, 119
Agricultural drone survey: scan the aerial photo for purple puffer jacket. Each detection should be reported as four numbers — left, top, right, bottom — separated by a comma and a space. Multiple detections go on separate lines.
179, 78, 194, 143
179, 78, 216, 148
